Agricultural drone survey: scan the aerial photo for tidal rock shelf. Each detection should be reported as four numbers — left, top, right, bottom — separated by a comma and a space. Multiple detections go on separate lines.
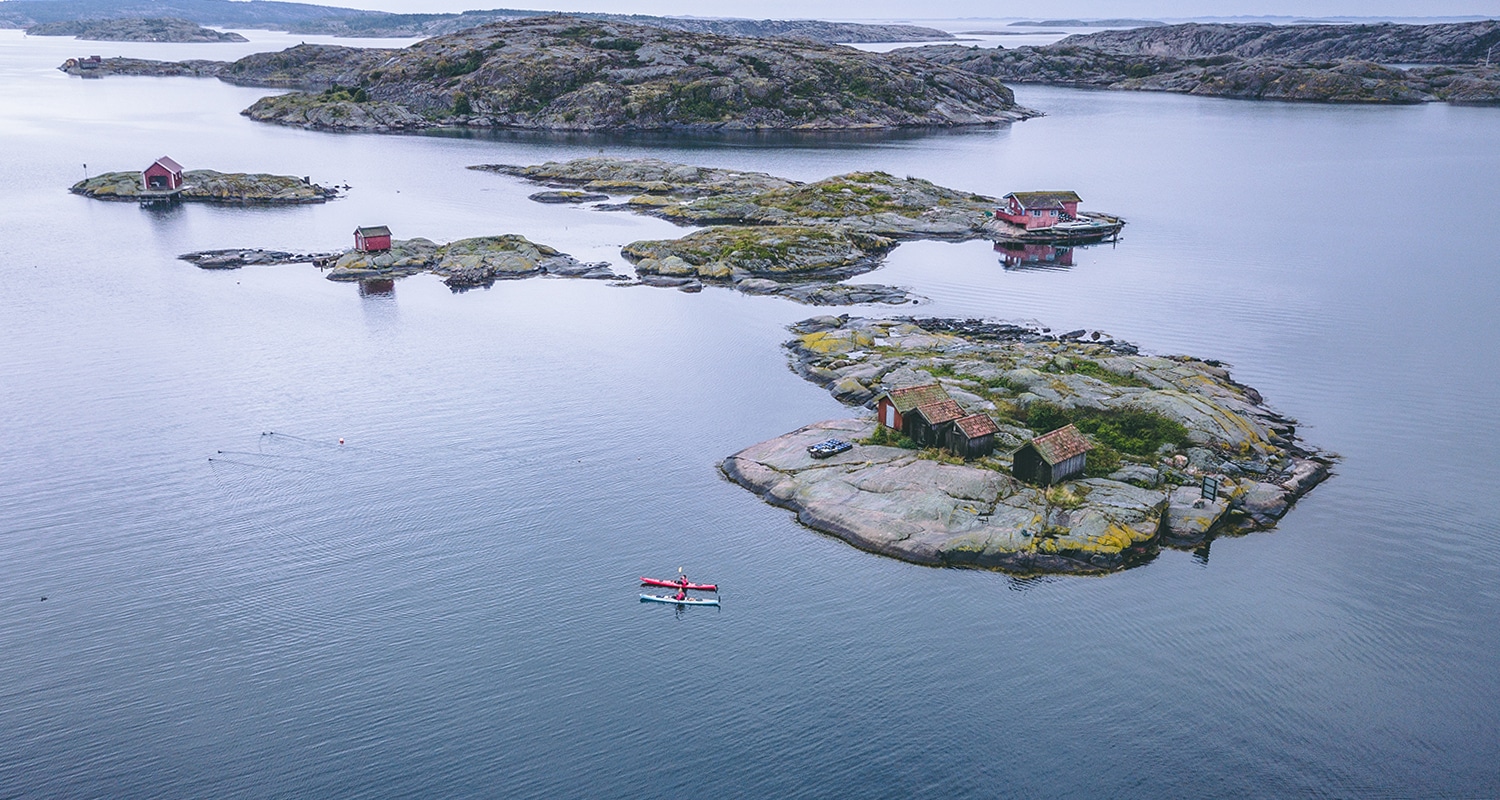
721, 316, 1333, 575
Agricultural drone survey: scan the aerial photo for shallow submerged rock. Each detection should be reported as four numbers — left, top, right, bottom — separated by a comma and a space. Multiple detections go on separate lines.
527, 190, 610, 204
179, 249, 342, 269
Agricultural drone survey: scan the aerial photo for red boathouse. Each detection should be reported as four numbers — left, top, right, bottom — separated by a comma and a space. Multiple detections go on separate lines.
354, 225, 392, 252
874, 383, 954, 434
996, 191, 1082, 230
142, 156, 184, 192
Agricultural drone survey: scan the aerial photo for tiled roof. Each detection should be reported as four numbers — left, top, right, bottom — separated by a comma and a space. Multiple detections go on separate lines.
1027, 424, 1093, 465
1007, 191, 1081, 209
151, 156, 183, 173
914, 399, 965, 426
882, 383, 952, 413
954, 413, 1000, 438
355, 225, 392, 237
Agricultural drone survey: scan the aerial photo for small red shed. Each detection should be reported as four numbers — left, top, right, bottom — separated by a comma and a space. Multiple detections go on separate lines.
354, 225, 392, 252
996, 191, 1082, 230
142, 156, 184, 191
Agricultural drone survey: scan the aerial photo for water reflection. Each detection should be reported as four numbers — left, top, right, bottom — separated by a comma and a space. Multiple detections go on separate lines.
995, 242, 1074, 270
140, 198, 186, 226
357, 278, 395, 298
357, 278, 397, 331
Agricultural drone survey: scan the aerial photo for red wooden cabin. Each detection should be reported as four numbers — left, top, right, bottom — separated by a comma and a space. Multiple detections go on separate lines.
996, 191, 1082, 230
354, 225, 392, 252
142, 156, 184, 191
874, 383, 953, 433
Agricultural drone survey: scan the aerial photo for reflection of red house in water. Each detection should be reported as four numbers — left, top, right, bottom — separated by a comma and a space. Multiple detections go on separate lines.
354, 226, 392, 252
996, 243, 1074, 268
142, 156, 184, 191
996, 191, 1082, 230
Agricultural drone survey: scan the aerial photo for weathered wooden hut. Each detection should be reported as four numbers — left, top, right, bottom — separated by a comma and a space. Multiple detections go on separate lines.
354, 225, 392, 252
906, 398, 965, 448
1012, 423, 1093, 485
948, 413, 1000, 460
996, 191, 1083, 230
142, 156, 184, 192
874, 383, 953, 433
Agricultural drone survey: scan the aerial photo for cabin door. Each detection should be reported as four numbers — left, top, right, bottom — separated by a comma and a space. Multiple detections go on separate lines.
884, 405, 895, 428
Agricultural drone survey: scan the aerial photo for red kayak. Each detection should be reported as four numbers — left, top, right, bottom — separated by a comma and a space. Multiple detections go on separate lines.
640, 576, 718, 592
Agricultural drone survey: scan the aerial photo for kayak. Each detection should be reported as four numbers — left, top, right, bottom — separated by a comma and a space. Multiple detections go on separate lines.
640, 593, 720, 607
639, 577, 718, 592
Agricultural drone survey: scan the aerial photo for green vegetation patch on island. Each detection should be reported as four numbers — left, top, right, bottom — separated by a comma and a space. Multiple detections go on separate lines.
722, 316, 1333, 575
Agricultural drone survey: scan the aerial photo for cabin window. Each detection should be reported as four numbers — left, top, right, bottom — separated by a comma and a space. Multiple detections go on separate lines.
1031, 210, 1041, 217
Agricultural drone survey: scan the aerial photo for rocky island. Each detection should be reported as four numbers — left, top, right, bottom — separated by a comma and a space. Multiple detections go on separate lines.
475, 157, 1119, 305
181, 234, 618, 290
2, 0, 957, 43
61, 16, 1033, 132
722, 316, 1331, 574
28, 17, 247, 42
72, 169, 335, 204
906, 20, 1500, 104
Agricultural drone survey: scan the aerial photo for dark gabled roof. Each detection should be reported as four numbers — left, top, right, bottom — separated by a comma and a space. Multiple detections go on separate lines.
954, 413, 1000, 439
913, 399, 965, 426
1006, 191, 1081, 210
880, 383, 952, 414
1020, 423, 1094, 465
355, 225, 392, 237
148, 156, 183, 174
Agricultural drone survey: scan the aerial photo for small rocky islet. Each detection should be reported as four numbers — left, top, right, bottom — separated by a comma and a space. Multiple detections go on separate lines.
722, 315, 1332, 575
71, 170, 336, 204
476, 156, 1106, 305
33, 17, 247, 42
181, 235, 620, 290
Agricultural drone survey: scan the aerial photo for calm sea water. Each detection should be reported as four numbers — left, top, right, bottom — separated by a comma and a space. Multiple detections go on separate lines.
2, 29, 1499, 798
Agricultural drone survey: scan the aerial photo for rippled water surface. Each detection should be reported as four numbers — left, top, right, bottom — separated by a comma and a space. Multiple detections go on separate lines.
2, 29, 1499, 798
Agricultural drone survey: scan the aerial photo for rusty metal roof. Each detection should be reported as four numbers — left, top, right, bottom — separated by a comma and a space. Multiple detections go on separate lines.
1026, 423, 1093, 464
913, 399, 965, 426
355, 225, 392, 237
150, 156, 183, 174
954, 413, 1000, 439
1006, 191, 1081, 209
881, 383, 952, 414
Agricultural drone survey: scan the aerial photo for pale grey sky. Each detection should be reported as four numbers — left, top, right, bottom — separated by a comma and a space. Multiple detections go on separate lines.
331, 0, 1499, 20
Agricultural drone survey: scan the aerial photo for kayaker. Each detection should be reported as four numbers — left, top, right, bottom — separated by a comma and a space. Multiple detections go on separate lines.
675, 568, 689, 601
674, 587, 687, 602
